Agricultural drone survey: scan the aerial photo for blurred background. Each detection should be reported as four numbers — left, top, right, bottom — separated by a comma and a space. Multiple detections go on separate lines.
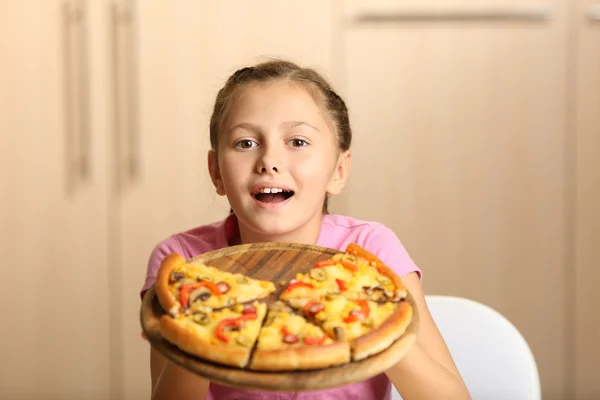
1, 0, 598, 399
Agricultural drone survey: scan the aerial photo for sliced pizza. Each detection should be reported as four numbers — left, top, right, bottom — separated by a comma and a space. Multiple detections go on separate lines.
156, 252, 276, 317
279, 246, 407, 304
285, 293, 413, 361
248, 301, 350, 371
159, 300, 267, 368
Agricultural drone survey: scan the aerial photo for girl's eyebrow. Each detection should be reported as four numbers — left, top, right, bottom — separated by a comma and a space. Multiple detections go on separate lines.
227, 121, 320, 135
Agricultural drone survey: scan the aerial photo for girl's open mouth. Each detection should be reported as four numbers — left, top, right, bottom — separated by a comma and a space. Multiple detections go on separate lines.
252, 188, 294, 203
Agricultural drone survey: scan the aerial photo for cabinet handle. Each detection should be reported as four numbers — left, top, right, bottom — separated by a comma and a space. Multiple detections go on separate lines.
352, 4, 553, 22
63, 0, 90, 191
111, 0, 139, 191
589, 4, 600, 21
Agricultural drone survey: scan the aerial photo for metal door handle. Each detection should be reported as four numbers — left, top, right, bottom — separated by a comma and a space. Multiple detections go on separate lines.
352, 4, 553, 23
111, 0, 139, 191
63, 0, 90, 192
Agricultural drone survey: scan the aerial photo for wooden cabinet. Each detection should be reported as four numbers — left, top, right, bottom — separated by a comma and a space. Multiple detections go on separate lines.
0, 1, 112, 399
334, 1, 570, 398
573, 1, 600, 399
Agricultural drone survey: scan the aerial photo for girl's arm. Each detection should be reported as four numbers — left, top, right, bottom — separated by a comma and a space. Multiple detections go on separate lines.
151, 349, 210, 400
386, 272, 471, 400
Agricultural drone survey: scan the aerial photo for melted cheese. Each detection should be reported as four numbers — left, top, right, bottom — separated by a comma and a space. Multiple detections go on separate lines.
177, 301, 267, 348
256, 310, 333, 350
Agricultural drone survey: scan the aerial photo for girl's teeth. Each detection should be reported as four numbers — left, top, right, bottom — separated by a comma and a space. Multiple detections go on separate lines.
259, 188, 284, 194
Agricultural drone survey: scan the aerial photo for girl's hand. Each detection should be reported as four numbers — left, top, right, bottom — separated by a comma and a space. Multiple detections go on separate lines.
151, 349, 210, 400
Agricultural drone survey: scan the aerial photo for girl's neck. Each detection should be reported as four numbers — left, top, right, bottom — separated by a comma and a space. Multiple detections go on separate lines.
234, 213, 324, 246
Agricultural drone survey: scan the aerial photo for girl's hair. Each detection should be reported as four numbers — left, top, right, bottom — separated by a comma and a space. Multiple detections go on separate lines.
210, 59, 352, 214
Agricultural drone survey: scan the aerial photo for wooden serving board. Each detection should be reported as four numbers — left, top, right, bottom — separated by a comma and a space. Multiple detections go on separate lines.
140, 242, 419, 392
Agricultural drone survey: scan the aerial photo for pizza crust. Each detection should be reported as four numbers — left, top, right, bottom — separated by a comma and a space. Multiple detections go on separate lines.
351, 300, 413, 361
374, 262, 408, 300
156, 252, 187, 317
159, 315, 253, 368
249, 341, 351, 371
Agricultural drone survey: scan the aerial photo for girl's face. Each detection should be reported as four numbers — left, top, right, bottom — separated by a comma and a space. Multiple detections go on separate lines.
209, 80, 350, 242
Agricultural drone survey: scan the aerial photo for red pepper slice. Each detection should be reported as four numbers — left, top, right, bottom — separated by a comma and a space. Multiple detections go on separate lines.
339, 260, 358, 273
238, 313, 258, 322
336, 278, 348, 292
315, 259, 336, 268
215, 318, 239, 343
343, 300, 370, 323
179, 281, 221, 307
303, 334, 327, 345
215, 313, 258, 343
284, 281, 314, 293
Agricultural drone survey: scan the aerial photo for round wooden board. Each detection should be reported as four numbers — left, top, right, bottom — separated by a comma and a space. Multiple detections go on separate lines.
140, 242, 419, 392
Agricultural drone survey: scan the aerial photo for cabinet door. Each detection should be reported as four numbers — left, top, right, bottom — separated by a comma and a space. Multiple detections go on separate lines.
336, 1, 568, 398
0, 1, 111, 399
117, 2, 335, 398
574, 1, 600, 398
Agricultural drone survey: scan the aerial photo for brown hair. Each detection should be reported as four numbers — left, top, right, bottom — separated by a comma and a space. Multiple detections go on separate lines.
210, 59, 352, 214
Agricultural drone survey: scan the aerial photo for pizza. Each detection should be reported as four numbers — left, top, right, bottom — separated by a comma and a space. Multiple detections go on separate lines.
154, 243, 413, 370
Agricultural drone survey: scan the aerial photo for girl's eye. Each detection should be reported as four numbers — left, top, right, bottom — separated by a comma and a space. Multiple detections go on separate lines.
235, 140, 257, 149
289, 138, 309, 147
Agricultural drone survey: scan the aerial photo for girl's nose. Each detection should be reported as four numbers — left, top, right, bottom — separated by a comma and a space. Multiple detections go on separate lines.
256, 147, 283, 175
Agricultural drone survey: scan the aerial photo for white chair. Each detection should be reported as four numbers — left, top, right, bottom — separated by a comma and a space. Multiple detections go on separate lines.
392, 295, 541, 400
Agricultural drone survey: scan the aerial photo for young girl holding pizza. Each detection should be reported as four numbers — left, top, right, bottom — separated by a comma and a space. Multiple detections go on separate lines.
141, 60, 471, 400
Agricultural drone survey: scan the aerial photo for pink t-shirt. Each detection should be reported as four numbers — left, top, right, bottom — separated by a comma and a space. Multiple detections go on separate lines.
142, 213, 421, 400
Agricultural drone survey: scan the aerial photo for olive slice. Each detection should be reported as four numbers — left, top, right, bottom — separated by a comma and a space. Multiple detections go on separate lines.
309, 268, 327, 282
191, 312, 210, 325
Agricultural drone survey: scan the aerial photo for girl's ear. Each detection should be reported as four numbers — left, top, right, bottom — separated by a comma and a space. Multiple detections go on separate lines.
208, 150, 227, 196
326, 150, 351, 196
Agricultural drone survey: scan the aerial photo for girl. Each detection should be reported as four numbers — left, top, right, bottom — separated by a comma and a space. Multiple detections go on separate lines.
142, 60, 471, 400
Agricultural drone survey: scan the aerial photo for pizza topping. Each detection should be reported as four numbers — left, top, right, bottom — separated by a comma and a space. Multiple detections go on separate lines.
180, 282, 221, 307
288, 297, 310, 309
363, 286, 374, 296
270, 301, 292, 313
216, 281, 231, 294
308, 268, 327, 282
189, 287, 212, 304
303, 334, 327, 345
284, 281, 314, 293
336, 279, 348, 292
346, 243, 378, 265
282, 333, 299, 344
191, 312, 210, 325
338, 260, 359, 273
236, 276, 249, 284
215, 318, 239, 342
303, 301, 324, 317
343, 300, 370, 323
362, 318, 374, 328
170, 270, 185, 282
377, 275, 392, 286
333, 326, 346, 341
315, 258, 358, 273
235, 334, 252, 348
315, 259, 336, 268
215, 313, 258, 343
242, 303, 257, 314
